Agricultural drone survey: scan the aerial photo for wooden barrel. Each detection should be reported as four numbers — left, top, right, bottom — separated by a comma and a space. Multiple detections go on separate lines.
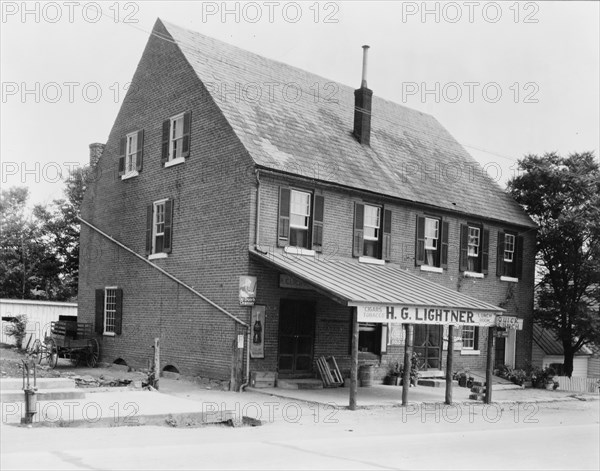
359, 365, 374, 387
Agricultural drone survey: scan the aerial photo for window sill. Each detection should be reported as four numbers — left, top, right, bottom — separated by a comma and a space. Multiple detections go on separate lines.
500, 276, 519, 283
103, 332, 115, 337
120, 171, 139, 180
148, 253, 168, 260
464, 271, 484, 279
358, 256, 385, 265
420, 265, 443, 273
284, 246, 315, 256
461, 349, 480, 356
164, 157, 185, 168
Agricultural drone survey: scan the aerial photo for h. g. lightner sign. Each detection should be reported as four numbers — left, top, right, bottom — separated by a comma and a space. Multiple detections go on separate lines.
357, 305, 497, 327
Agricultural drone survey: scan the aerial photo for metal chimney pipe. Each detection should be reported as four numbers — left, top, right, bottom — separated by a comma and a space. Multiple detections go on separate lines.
361, 45, 370, 88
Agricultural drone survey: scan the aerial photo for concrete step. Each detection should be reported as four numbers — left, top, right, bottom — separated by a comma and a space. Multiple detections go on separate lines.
0, 377, 76, 390
1, 388, 85, 403
276, 379, 323, 390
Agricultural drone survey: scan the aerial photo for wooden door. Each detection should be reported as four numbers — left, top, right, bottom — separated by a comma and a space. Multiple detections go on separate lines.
278, 300, 316, 376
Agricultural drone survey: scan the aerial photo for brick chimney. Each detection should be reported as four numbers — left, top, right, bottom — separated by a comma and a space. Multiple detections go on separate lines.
89, 142, 105, 166
353, 45, 373, 146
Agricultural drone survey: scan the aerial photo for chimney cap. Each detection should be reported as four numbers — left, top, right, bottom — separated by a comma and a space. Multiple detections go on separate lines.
360, 45, 370, 88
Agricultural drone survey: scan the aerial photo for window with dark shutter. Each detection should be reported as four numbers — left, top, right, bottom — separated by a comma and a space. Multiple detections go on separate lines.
496, 231, 505, 277
145, 205, 153, 255
118, 137, 126, 176
114, 288, 123, 335
441, 220, 449, 268
516, 235, 524, 279
415, 215, 425, 266
353, 203, 364, 257
163, 199, 173, 253
482, 229, 489, 274
312, 194, 324, 252
95, 289, 104, 334
182, 111, 191, 158
135, 129, 144, 172
161, 119, 170, 164
459, 224, 468, 272
382, 209, 392, 261
278, 187, 291, 247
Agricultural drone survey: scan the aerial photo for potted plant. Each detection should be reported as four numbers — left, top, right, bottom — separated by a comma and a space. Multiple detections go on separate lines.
399, 353, 421, 387
385, 362, 401, 386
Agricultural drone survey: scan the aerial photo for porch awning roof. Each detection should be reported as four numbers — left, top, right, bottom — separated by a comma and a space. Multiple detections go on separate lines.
250, 247, 504, 313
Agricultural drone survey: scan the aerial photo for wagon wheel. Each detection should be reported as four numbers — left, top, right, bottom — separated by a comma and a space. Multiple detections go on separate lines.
28, 339, 43, 364
86, 339, 100, 368
45, 338, 58, 369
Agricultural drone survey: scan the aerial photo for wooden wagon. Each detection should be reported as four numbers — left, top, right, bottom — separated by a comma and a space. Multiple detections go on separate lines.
30, 321, 100, 369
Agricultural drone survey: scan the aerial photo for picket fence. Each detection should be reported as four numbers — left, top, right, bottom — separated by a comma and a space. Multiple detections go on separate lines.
557, 376, 600, 393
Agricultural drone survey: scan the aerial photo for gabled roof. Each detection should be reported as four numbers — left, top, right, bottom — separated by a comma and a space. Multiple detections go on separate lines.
157, 19, 536, 229
533, 324, 592, 356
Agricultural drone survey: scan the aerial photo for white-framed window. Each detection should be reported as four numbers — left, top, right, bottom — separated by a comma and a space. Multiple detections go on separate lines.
289, 190, 311, 248
468, 226, 480, 257
504, 233, 515, 262
104, 287, 117, 335
153, 200, 166, 254
169, 114, 185, 161
462, 325, 476, 350
424, 218, 439, 250
363, 205, 380, 241
125, 132, 138, 174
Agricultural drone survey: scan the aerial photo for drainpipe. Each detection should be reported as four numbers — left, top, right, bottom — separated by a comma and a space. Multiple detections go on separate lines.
241, 168, 261, 391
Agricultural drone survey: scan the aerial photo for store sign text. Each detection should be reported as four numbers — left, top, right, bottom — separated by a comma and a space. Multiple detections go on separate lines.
357, 305, 497, 326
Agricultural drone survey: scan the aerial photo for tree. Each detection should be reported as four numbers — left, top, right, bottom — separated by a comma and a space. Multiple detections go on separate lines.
507, 152, 600, 377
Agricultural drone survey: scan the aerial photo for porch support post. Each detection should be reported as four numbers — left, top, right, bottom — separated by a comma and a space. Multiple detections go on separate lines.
445, 325, 454, 405
402, 323, 414, 406
485, 326, 495, 404
349, 307, 359, 411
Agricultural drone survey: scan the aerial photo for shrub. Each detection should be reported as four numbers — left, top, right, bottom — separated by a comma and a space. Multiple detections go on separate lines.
4, 315, 28, 349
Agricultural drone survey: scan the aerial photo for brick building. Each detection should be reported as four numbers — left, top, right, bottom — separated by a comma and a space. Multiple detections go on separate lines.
78, 19, 537, 390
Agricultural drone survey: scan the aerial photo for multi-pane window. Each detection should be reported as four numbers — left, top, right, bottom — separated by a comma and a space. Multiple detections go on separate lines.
125, 132, 138, 173
154, 201, 166, 253
504, 233, 515, 262
169, 114, 184, 161
467, 226, 481, 272
363, 205, 381, 258
462, 325, 476, 350
354, 203, 392, 260
289, 190, 311, 248
424, 217, 439, 266
104, 288, 117, 334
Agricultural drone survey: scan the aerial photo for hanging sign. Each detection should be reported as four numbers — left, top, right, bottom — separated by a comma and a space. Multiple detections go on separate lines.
495, 316, 523, 330
356, 305, 498, 326
250, 305, 265, 359
239, 276, 257, 306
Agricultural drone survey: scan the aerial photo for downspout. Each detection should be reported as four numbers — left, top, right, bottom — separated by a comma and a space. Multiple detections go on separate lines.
241, 168, 261, 391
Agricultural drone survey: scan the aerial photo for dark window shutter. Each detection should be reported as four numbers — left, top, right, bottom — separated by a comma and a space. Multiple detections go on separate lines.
496, 231, 505, 277
474, 327, 480, 350
353, 203, 364, 257
114, 288, 123, 335
161, 119, 170, 164
482, 228, 489, 275
415, 215, 425, 266
516, 235, 524, 279
312, 194, 324, 252
118, 137, 126, 176
135, 129, 144, 172
146, 204, 153, 255
163, 199, 173, 253
182, 111, 192, 158
441, 220, 449, 269
459, 224, 468, 272
277, 187, 291, 247
382, 209, 392, 261
95, 289, 104, 334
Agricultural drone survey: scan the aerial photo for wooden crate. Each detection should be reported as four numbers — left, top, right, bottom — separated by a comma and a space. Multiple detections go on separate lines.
250, 371, 277, 388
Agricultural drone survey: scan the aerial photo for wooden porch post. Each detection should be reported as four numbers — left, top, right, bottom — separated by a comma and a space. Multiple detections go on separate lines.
349, 307, 359, 410
445, 325, 454, 405
402, 323, 414, 406
485, 326, 495, 404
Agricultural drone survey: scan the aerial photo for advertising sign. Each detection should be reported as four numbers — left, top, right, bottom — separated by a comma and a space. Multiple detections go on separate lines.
250, 305, 265, 359
239, 276, 257, 306
356, 305, 498, 327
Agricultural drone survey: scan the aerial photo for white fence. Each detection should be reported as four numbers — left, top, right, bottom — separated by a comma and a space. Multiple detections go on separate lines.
557, 376, 600, 393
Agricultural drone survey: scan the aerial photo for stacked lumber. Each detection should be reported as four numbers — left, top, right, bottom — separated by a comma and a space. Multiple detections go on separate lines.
316, 356, 343, 387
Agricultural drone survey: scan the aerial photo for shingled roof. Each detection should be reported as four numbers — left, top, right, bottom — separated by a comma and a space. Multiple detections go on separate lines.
158, 19, 535, 229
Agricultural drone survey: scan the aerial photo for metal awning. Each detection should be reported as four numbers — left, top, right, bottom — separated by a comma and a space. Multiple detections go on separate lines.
250, 247, 504, 324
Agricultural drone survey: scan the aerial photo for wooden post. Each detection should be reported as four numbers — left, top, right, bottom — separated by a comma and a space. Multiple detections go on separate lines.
402, 324, 414, 406
445, 325, 454, 405
349, 307, 359, 411
485, 327, 495, 404
153, 337, 160, 390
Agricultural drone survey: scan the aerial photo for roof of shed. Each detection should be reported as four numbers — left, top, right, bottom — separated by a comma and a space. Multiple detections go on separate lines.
158, 19, 536, 229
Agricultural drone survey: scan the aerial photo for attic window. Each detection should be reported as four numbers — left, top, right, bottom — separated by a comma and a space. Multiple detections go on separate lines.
162, 111, 191, 166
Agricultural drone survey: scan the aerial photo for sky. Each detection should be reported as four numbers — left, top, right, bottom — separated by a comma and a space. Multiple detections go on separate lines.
1, 0, 599, 207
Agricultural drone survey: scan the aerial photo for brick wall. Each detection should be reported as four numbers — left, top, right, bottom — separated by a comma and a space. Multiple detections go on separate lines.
79, 21, 255, 379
